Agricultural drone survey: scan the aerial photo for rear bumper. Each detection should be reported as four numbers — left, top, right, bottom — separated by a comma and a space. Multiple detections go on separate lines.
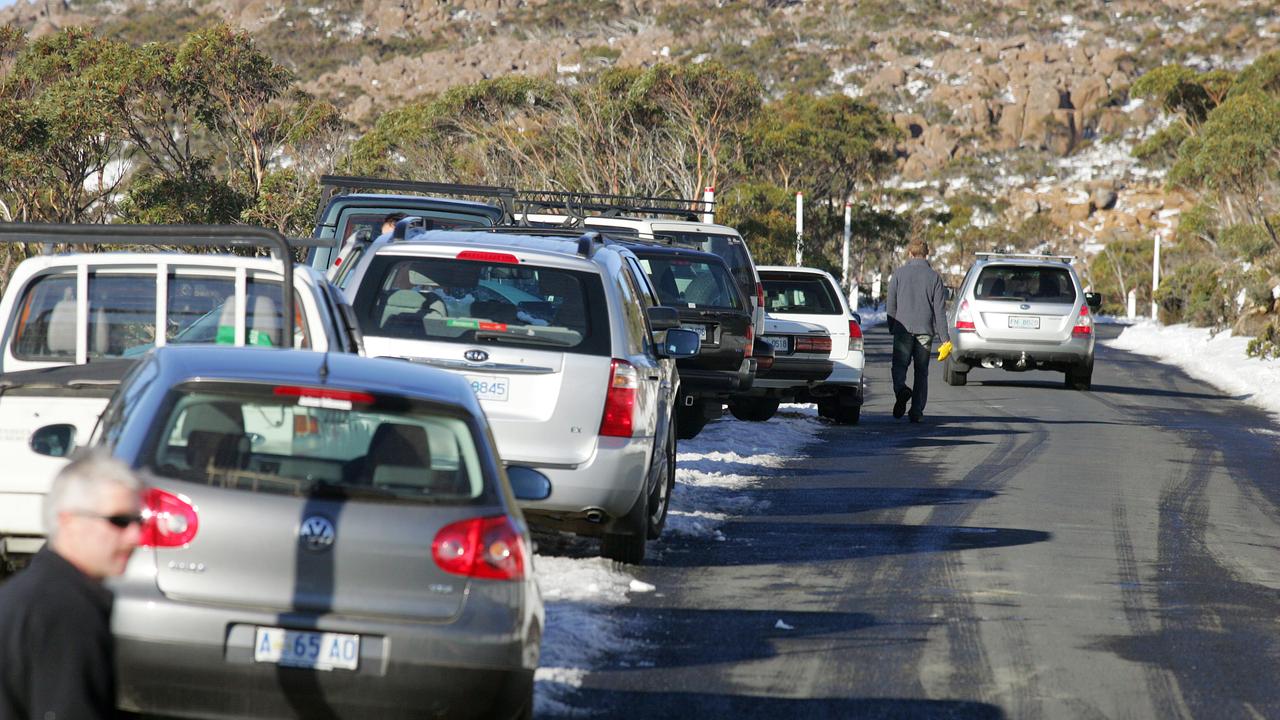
110, 561, 539, 720
0, 493, 48, 562
751, 356, 832, 386
952, 332, 1094, 368
676, 358, 754, 396
510, 434, 650, 535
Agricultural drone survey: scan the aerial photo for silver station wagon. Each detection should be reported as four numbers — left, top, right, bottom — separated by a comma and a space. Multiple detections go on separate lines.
38, 345, 549, 719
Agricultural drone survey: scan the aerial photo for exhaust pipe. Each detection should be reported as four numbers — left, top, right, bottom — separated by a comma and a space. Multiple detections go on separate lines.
981, 356, 1003, 369
584, 509, 606, 524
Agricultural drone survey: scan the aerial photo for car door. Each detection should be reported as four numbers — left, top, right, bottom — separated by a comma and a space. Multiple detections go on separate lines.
623, 256, 675, 441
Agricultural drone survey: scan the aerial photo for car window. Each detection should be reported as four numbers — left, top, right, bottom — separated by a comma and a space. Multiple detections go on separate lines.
762, 275, 842, 315
11, 273, 78, 361
164, 279, 311, 351
637, 256, 744, 310
975, 266, 1077, 303
144, 382, 486, 504
98, 357, 159, 450
653, 231, 755, 298
356, 255, 610, 355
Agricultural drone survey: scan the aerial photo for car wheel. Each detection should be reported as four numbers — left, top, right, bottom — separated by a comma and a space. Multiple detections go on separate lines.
943, 355, 968, 386
1065, 363, 1092, 391
817, 397, 860, 424
602, 481, 649, 564
646, 418, 676, 540
676, 401, 710, 439
728, 397, 779, 422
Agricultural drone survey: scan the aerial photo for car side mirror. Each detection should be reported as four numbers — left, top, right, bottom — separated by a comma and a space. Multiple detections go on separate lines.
661, 327, 701, 359
31, 424, 76, 458
646, 305, 682, 331
1085, 292, 1102, 314
506, 466, 552, 501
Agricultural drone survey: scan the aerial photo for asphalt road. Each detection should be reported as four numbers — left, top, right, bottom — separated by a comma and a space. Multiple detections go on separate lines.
549, 323, 1280, 719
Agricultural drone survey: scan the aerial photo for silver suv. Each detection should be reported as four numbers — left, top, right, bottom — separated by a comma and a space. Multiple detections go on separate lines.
338, 227, 700, 563
945, 253, 1101, 390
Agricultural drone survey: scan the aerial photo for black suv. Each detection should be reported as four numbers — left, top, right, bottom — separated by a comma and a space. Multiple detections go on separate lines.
623, 243, 754, 439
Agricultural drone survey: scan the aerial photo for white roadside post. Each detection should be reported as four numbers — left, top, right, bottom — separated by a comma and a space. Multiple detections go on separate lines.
842, 200, 852, 290
702, 186, 715, 224
1151, 232, 1162, 321
795, 192, 804, 266
872, 272, 882, 301
1127, 289, 1137, 320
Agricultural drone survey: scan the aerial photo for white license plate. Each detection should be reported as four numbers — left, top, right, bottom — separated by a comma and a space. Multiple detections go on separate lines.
253, 627, 359, 671
1008, 316, 1040, 329
763, 335, 790, 353
466, 374, 509, 402
681, 324, 708, 341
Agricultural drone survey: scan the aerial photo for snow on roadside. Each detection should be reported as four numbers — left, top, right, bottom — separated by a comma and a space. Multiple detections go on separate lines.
1106, 320, 1280, 419
532, 405, 823, 714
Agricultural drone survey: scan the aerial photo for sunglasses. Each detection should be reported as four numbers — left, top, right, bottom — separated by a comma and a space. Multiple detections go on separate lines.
76, 512, 147, 529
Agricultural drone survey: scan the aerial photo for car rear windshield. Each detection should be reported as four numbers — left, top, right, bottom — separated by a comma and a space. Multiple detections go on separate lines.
975, 265, 1077, 303
762, 275, 842, 315
652, 231, 755, 299
356, 255, 610, 355
144, 382, 487, 504
637, 256, 744, 310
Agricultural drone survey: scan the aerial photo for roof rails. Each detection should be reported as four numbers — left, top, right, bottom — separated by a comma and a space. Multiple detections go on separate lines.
319, 175, 516, 222
0, 223, 297, 347
975, 252, 1075, 264
514, 189, 712, 223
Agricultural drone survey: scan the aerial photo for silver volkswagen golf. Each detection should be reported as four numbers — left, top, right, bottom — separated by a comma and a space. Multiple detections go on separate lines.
60, 345, 548, 719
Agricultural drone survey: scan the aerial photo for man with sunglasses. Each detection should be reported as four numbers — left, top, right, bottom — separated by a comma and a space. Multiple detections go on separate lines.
0, 451, 144, 720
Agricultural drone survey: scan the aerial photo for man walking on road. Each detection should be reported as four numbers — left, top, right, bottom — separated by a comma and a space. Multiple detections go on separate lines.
886, 238, 950, 423
0, 451, 144, 720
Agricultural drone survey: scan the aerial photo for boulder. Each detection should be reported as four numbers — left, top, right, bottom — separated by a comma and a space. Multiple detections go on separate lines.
1090, 188, 1118, 211
866, 65, 908, 94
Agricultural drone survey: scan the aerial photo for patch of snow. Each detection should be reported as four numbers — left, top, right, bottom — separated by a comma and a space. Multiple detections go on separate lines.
557, 63, 581, 75
904, 78, 929, 97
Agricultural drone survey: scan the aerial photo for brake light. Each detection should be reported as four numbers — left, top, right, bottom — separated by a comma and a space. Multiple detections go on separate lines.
756, 282, 765, 312
795, 335, 833, 353
432, 516, 527, 581
848, 319, 864, 353
333, 256, 342, 267
274, 386, 375, 405
744, 323, 753, 358
457, 250, 520, 264
956, 300, 976, 332
599, 359, 637, 437
141, 488, 199, 548
1072, 303, 1093, 337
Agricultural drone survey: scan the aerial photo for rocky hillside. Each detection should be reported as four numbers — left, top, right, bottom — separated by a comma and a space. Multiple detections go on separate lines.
5, 0, 1279, 265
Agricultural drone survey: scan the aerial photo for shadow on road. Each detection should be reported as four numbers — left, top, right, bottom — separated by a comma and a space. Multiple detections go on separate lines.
658, 522, 1051, 567
542, 689, 1006, 719
741, 486, 997, 517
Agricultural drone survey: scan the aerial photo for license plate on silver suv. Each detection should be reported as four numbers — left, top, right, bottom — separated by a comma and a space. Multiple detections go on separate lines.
1008, 316, 1040, 329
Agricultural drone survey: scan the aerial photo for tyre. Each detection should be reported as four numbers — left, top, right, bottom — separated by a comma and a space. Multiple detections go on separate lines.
1065, 362, 1092, 391
646, 418, 676, 539
817, 397, 861, 425
943, 355, 968, 386
676, 401, 710, 440
727, 397, 779, 422
602, 480, 649, 564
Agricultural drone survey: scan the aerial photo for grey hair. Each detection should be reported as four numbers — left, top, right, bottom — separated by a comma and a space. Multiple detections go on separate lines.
43, 450, 143, 539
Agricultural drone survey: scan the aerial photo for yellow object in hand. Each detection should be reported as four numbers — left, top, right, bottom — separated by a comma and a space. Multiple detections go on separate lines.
937, 341, 953, 361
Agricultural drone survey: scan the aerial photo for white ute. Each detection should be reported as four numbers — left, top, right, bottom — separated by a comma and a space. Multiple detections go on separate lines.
0, 224, 361, 571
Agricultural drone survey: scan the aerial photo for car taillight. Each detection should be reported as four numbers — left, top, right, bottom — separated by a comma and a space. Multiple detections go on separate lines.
795, 335, 833, 353
756, 282, 765, 312
744, 323, 753, 358
432, 516, 527, 581
599, 359, 637, 437
848, 319, 864, 353
956, 300, 976, 332
1072, 303, 1093, 337
141, 488, 199, 548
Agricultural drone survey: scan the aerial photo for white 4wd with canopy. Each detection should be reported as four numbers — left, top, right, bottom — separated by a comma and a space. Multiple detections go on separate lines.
0, 223, 362, 572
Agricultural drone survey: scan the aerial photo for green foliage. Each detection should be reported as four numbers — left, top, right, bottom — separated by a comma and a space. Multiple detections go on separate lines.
1087, 239, 1152, 315
1246, 321, 1280, 359
1133, 123, 1188, 168
1220, 223, 1273, 262
117, 164, 246, 225
1174, 202, 1218, 247
1227, 51, 1280, 98
1131, 65, 1220, 127
1155, 258, 1232, 326
718, 182, 797, 266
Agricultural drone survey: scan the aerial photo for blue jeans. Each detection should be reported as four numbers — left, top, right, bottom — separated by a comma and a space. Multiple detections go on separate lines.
892, 330, 933, 417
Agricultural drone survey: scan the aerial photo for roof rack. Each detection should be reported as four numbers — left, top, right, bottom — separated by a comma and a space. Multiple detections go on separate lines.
514, 189, 711, 223
975, 252, 1074, 264
318, 175, 516, 222
0, 223, 297, 347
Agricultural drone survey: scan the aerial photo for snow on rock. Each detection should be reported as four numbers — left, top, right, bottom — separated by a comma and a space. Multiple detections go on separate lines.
1107, 320, 1280, 420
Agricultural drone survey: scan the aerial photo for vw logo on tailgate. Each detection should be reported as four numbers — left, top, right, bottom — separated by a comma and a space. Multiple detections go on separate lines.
464, 349, 489, 363
299, 516, 336, 552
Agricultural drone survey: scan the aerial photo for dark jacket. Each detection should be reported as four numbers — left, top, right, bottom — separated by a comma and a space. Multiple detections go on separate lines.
0, 546, 117, 720
886, 258, 949, 341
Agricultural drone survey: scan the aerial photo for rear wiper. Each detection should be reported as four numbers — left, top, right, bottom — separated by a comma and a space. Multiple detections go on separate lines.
308, 480, 397, 500
475, 331, 572, 347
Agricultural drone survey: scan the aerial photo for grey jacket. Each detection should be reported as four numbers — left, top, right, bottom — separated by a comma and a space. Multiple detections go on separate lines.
886, 258, 949, 340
